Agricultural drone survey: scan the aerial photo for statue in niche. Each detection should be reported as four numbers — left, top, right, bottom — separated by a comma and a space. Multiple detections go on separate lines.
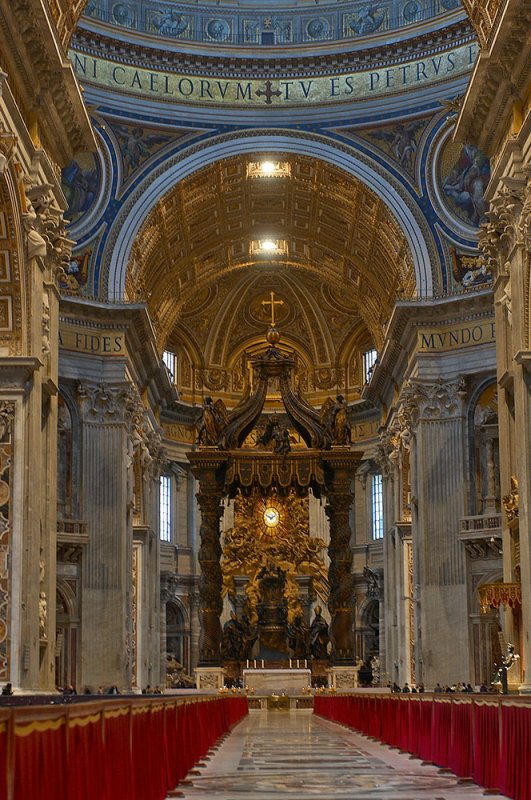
240, 613, 258, 660
503, 475, 519, 521
196, 396, 228, 446
320, 395, 351, 445
309, 605, 330, 660
39, 592, 47, 640
288, 615, 309, 659
370, 655, 381, 686
220, 611, 244, 661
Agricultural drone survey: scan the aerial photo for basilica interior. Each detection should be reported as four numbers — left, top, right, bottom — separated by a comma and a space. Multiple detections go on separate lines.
0, 0, 530, 728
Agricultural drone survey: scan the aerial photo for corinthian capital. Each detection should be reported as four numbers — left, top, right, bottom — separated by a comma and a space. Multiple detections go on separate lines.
77, 382, 130, 423
410, 378, 466, 420
479, 176, 526, 275
23, 178, 74, 277
519, 166, 531, 253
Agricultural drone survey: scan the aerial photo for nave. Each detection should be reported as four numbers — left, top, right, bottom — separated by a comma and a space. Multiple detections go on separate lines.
177, 711, 507, 800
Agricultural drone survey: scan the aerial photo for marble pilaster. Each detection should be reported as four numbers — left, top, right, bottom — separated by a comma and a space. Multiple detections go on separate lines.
409, 379, 469, 687
77, 382, 132, 690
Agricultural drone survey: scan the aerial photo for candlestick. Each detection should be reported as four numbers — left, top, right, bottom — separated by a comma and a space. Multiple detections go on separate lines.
289, 659, 292, 668
246, 660, 249, 669
262, 659, 265, 668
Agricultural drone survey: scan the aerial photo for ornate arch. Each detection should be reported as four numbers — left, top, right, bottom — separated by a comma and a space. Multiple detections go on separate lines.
103, 131, 437, 303
0, 175, 25, 353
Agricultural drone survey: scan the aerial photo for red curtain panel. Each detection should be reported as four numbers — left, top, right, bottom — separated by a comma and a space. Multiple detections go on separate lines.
499, 704, 531, 800
67, 711, 106, 800
448, 700, 473, 779
13, 715, 68, 800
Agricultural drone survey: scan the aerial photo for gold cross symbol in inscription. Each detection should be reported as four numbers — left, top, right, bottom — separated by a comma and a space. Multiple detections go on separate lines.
262, 291, 284, 326
256, 80, 282, 105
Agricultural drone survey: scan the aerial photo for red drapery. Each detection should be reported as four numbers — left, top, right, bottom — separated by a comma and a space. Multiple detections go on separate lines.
448, 700, 473, 778
472, 701, 500, 791
0, 695, 248, 800
499, 704, 531, 800
67, 711, 106, 800
13, 715, 68, 800
314, 693, 531, 798
430, 698, 452, 767
102, 706, 134, 800
0, 714, 8, 800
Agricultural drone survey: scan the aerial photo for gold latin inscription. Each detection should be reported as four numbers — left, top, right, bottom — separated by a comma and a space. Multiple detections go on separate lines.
70, 43, 479, 108
418, 320, 495, 353
59, 323, 126, 356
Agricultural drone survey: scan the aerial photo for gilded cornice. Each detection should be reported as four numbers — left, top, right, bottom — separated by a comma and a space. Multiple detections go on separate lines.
45, 0, 89, 51
72, 19, 475, 80
0, 0, 95, 163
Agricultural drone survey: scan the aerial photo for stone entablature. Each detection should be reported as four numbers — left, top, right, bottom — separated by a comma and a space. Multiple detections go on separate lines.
70, 20, 477, 109
455, 0, 531, 154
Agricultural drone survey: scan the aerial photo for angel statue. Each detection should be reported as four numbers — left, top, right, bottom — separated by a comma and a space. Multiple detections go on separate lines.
196, 396, 228, 447
320, 395, 351, 446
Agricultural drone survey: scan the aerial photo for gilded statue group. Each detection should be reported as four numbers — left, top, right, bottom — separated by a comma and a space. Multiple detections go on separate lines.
220, 604, 330, 662
196, 393, 351, 450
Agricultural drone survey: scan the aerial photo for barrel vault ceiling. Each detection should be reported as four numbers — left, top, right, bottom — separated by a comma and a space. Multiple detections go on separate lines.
126, 153, 416, 406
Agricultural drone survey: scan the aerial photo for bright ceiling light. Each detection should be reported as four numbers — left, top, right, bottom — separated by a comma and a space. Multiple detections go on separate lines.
246, 161, 291, 178
261, 161, 275, 174
250, 239, 289, 256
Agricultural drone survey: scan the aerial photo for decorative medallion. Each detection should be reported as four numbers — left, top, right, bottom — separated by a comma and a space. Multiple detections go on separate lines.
112, 2, 135, 26
62, 152, 100, 226
205, 18, 230, 41
306, 17, 330, 39
434, 133, 490, 228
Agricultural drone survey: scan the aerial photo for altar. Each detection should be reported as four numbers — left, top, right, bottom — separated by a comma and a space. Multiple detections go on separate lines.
243, 668, 311, 694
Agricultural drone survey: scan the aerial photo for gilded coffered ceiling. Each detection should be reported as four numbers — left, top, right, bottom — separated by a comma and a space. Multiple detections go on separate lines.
126, 154, 415, 405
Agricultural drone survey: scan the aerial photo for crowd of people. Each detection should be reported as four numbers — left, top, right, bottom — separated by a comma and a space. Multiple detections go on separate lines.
388, 681, 493, 693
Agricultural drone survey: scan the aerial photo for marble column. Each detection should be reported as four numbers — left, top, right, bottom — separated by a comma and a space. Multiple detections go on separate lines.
409, 379, 469, 688
325, 479, 355, 663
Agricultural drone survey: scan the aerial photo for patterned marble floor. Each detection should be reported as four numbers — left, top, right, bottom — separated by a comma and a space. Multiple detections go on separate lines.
173, 710, 507, 800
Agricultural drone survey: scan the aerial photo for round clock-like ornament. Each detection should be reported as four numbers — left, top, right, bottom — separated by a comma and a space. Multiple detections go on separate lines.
263, 506, 280, 528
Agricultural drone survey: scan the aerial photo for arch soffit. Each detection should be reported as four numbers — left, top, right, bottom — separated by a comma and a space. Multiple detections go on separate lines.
166, 596, 190, 626
56, 579, 78, 618
358, 595, 380, 626
0, 174, 25, 353
104, 133, 437, 303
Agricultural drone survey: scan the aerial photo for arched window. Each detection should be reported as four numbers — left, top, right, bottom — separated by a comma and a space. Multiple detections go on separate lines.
371, 474, 384, 539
